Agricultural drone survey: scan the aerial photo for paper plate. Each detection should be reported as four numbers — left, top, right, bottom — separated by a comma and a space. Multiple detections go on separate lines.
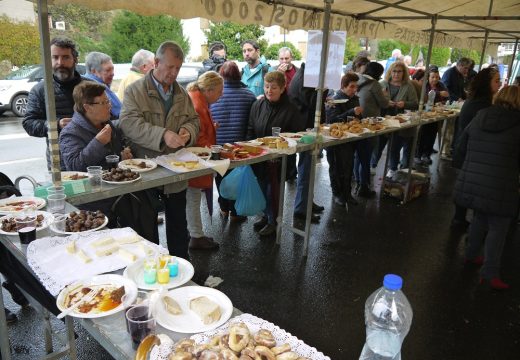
118, 159, 157, 173
49, 215, 108, 235
61, 172, 89, 181
185, 147, 211, 161
0, 211, 54, 236
0, 196, 46, 215
123, 257, 194, 291
102, 173, 141, 184
56, 274, 137, 319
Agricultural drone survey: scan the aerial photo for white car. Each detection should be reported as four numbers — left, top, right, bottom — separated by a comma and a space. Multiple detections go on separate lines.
0, 64, 86, 117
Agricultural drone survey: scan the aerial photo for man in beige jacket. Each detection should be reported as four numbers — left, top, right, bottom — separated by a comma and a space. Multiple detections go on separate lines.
116, 49, 155, 101
120, 41, 200, 259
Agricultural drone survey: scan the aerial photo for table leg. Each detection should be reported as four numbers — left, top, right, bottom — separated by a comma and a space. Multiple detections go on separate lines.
276, 155, 287, 245
379, 134, 394, 199
303, 146, 319, 256
0, 285, 12, 360
43, 308, 53, 354
403, 126, 421, 204
65, 316, 77, 359
437, 118, 449, 171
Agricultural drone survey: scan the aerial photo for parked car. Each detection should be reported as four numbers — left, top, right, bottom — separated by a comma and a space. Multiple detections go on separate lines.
0, 64, 86, 117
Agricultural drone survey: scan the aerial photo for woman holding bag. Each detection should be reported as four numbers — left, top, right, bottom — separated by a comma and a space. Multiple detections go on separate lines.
186, 71, 224, 250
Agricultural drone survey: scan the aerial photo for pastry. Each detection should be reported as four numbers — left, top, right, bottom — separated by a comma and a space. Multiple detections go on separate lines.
190, 296, 221, 324
163, 296, 182, 315
228, 323, 250, 352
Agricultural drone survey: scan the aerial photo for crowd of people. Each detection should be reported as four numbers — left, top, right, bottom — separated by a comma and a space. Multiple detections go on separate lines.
2, 38, 517, 324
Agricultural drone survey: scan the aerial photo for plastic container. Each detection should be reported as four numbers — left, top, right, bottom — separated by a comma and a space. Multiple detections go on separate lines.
425, 89, 435, 111
359, 274, 413, 360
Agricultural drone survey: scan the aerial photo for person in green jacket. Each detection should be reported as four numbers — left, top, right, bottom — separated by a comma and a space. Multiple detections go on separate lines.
240, 39, 270, 97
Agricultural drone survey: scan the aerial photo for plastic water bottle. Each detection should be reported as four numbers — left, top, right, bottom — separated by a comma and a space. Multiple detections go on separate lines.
359, 274, 413, 360
426, 89, 435, 111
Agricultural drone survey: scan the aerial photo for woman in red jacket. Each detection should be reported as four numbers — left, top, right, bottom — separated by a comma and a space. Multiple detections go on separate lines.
186, 71, 224, 250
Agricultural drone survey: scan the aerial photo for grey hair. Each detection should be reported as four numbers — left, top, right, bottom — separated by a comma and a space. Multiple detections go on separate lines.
131, 49, 154, 68
278, 46, 293, 57
156, 41, 184, 62
85, 52, 112, 74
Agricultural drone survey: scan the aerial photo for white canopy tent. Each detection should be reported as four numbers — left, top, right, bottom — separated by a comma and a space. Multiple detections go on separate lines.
34, 0, 520, 248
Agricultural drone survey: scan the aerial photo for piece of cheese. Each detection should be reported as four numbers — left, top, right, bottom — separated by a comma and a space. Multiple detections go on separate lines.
189, 296, 221, 325
95, 245, 119, 257
115, 235, 141, 245
65, 240, 76, 254
163, 296, 182, 315
76, 249, 92, 263
137, 243, 155, 256
118, 248, 137, 262
90, 237, 115, 248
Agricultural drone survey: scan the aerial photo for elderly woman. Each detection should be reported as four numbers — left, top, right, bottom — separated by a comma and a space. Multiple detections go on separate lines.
248, 71, 304, 236
84, 51, 121, 118
210, 61, 256, 222
186, 71, 224, 250
60, 82, 131, 171
379, 61, 418, 177
453, 86, 520, 290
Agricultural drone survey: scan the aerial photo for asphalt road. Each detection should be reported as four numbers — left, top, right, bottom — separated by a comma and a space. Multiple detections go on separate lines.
0, 112, 48, 193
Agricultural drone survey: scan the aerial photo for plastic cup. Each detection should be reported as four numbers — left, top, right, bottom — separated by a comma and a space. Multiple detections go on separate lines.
272, 127, 281, 137
168, 257, 179, 278
122, 291, 149, 333
46, 193, 67, 214
52, 214, 67, 233
46, 185, 65, 196
105, 155, 120, 170
16, 216, 37, 244
126, 305, 156, 350
87, 166, 103, 191
157, 268, 170, 284
210, 145, 222, 160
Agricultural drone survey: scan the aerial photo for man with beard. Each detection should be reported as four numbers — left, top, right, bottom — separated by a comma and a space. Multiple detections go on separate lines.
84, 51, 121, 118
241, 39, 270, 97
23, 37, 85, 169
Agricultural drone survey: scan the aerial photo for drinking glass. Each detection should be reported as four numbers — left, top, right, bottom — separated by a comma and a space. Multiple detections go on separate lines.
272, 127, 281, 137
87, 166, 103, 191
47, 185, 65, 196
105, 155, 120, 170
47, 193, 67, 214
126, 305, 156, 350
16, 214, 37, 244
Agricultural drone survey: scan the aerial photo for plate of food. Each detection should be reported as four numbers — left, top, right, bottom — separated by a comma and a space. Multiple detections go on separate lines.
102, 168, 141, 184
280, 132, 303, 139
153, 286, 233, 334
56, 274, 137, 319
123, 257, 194, 291
49, 210, 108, 234
0, 211, 54, 236
185, 147, 211, 160
61, 172, 89, 181
0, 196, 46, 215
118, 159, 157, 173
220, 143, 268, 161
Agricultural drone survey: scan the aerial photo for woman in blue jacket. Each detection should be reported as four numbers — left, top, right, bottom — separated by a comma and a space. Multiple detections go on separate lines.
210, 61, 256, 222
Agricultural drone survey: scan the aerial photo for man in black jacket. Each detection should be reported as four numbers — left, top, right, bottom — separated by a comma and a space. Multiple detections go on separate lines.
198, 41, 227, 77
22, 37, 85, 170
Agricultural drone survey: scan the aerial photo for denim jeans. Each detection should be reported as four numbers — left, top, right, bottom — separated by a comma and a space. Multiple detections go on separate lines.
353, 139, 372, 186
294, 151, 312, 214
163, 190, 189, 260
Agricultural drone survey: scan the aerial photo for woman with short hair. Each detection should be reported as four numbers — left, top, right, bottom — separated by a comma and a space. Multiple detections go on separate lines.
453, 85, 520, 290
186, 71, 224, 250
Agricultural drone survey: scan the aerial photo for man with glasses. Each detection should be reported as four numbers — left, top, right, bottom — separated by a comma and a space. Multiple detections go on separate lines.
120, 41, 200, 260
23, 36, 86, 170
85, 51, 121, 118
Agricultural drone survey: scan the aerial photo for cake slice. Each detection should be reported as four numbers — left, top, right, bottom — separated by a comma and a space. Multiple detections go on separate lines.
189, 296, 221, 324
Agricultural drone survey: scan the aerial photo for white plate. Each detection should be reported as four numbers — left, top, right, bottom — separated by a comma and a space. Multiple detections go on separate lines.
56, 274, 137, 319
0, 196, 46, 215
0, 211, 54, 236
61, 171, 89, 181
185, 147, 211, 161
154, 286, 233, 334
102, 173, 141, 185
123, 257, 194, 291
49, 215, 108, 235
118, 159, 157, 173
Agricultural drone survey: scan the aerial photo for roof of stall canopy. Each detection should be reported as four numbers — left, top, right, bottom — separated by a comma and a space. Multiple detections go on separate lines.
46, 0, 520, 55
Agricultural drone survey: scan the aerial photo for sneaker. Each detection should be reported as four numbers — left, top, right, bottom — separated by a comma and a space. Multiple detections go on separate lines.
480, 277, 510, 290
312, 202, 325, 213
421, 156, 433, 165
253, 216, 268, 231
4, 308, 17, 324
357, 185, 376, 198
188, 236, 219, 250
258, 223, 276, 236
386, 169, 397, 178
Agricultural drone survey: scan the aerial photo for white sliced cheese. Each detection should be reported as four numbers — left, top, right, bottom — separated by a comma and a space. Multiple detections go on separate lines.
90, 237, 115, 248
95, 245, 119, 257
189, 296, 221, 325
115, 235, 141, 245
65, 240, 76, 254
76, 249, 92, 263
118, 248, 137, 262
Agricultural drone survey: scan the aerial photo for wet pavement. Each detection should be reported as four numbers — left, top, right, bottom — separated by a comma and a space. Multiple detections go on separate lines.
3, 151, 520, 359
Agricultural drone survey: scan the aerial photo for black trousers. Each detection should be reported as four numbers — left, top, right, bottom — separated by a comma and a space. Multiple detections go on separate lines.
162, 190, 189, 260
215, 171, 238, 216
327, 143, 354, 198
417, 122, 438, 158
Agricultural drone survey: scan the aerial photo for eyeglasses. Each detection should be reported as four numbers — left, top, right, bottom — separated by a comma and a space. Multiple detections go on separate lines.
89, 100, 111, 106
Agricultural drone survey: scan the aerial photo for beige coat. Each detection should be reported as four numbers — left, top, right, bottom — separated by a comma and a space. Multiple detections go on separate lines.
120, 71, 200, 193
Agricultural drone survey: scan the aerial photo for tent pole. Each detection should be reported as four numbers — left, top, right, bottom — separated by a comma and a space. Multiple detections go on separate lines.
508, 39, 519, 84
479, 0, 494, 67
403, 15, 437, 204
302, 0, 333, 256
37, 0, 61, 184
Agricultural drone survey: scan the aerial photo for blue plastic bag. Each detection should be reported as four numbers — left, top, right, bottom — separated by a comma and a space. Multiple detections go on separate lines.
219, 166, 246, 200
235, 166, 266, 216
